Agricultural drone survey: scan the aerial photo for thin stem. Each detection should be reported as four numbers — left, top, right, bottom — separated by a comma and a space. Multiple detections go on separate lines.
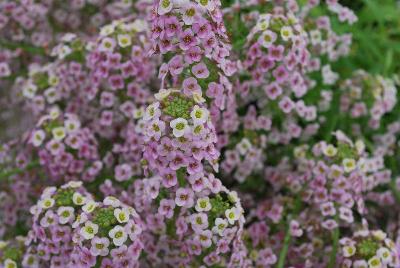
0, 40, 47, 56
327, 213, 340, 268
390, 179, 400, 204
0, 161, 40, 181
276, 218, 292, 268
276, 195, 302, 268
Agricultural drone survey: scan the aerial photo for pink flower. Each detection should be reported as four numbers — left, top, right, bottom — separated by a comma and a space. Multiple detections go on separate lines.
175, 187, 194, 208
192, 62, 209, 79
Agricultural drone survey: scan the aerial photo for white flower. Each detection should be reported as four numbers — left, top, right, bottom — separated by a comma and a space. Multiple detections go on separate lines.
114, 208, 130, 223
195, 0, 214, 10
212, 218, 228, 236
225, 207, 240, 225
143, 102, 160, 121
90, 237, 110, 257
49, 107, 60, 120
72, 213, 88, 229
170, 118, 189, 138
99, 37, 115, 52
52, 127, 66, 141
82, 201, 98, 213
39, 198, 55, 209
64, 119, 81, 133
80, 221, 99, 240
58, 45, 72, 59
377, 247, 391, 264
65, 181, 82, 188
228, 191, 239, 203
155, 89, 171, 100
237, 138, 252, 155
103, 196, 121, 207
4, 259, 17, 268
133, 107, 144, 119
31, 130, 46, 147
109, 225, 128, 246
256, 14, 271, 31
323, 144, 337, 157
368, 256, 381, 268
280, 26, 293, 41
258, 30, 277, 48
131, 19, 148, 32
342, 245, 356, 257
73, 192, 86, 206
372, 230, 387, 241
100, 24, 115, 36
190, 105, 209, 124
23, 82, 37, 99
355, 140, 365, 154
117, 34, 132, 48
342, 158, 356, 173
195, 197, 211, 212
158, 0, 173, 15
48, 75, 59, 86
192, 92, 206, 104
44, 87, 59, 104
57, 206, 75, 224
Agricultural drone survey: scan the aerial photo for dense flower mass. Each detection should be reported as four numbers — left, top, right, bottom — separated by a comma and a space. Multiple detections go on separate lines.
1, 0, 400, 267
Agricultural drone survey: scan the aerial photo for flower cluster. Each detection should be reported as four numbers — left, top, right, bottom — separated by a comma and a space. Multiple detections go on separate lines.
1, 0, 400, 268
70, 196, 143, 268
25, 181, 93, 267
0, 236, 28, 268
28, 110, 102, 182
340, 228, 399, 267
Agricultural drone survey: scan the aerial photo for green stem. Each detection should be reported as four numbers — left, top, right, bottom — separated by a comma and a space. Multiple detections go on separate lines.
390, 179, 400, 204
0, 161, 40, 181
276, 219, 292, 268
276, 195, 302, 268
0, 40, 47, 56
327, 213, 340, 268
388, 157, 400, 204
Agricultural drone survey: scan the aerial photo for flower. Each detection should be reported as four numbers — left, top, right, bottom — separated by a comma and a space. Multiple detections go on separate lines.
192, 62, 209, 79
175, 188, 194, 208
368, 256, 381, 268
57, 206, 75, 224
197, 230, 212, 248
190, 105, 209, 125
104, 196, 121, 207
99, 37, 116, 52
39, 198, 55, 209
280, 26, 293, 41
4, 259, 17, 268
342, 158, 356, 173
31, 130, 46, 147
52, 127, 66, 141
195, 197, 212, 212
323, 144, 338, 157
90, 236, 110, 257
83, 201, 98, 213
114, 208, 130, 224
144, 102, 161, 121
212, 218, 228, 236
376, 247, 391, 263
117, 34, 132, 48
342, 245, 356, 257
170, 118, 189, 138
80, 221, 99, 240
225, 207, 240, 225
73, 192, 87, 206
109, 225, 128, 246
258, 30, 277, 48
158, 0, 173, 15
